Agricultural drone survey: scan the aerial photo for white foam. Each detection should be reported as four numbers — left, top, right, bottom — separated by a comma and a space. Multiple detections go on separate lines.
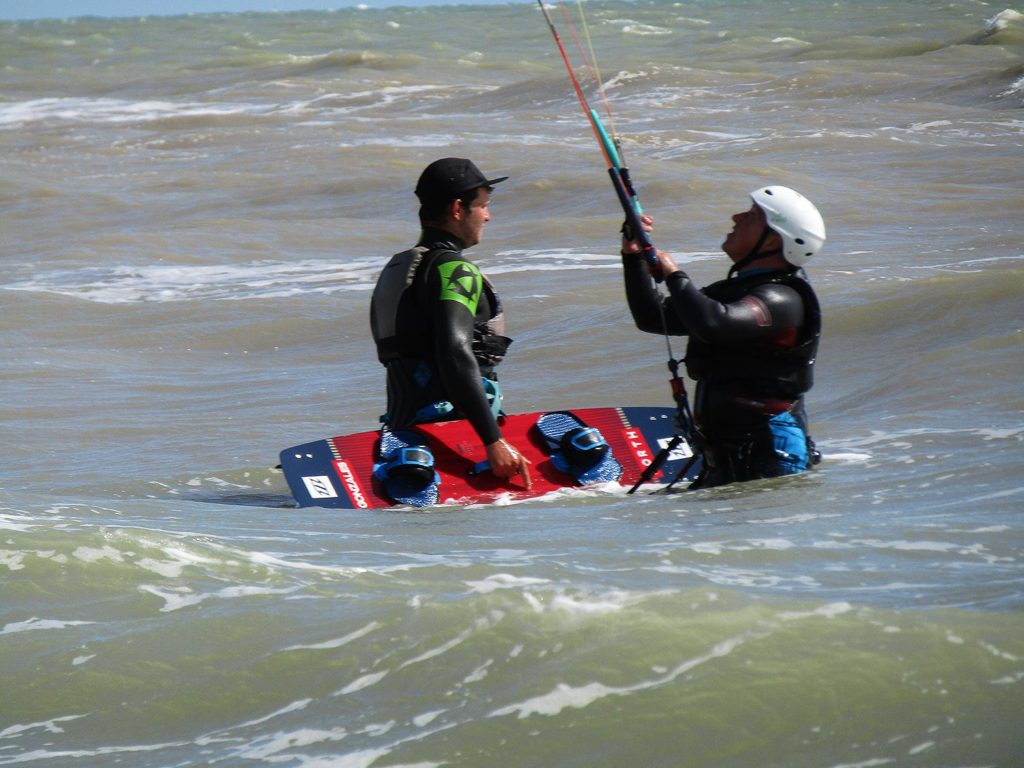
138, 584, 205, 612
4, 259, 382, 304
979, 641, 1020, 662
607, 19, 674, 36
411, 710, 446, 727
138, 581, 297, 612
134, 542, 224, 578
992, 671, 1024, 684
0, 514, 35, 533
860, 538, 996, 559
398, 625, 475, 669
2, 245, 722, 305
233, 726, 349, 762
778, 602, 854, 621
963, 487, 1024, 503
217, 585, 296, 599
759, 512, 842, 524
0, 715, 87, 739
353, 721, 396, 737
522, 585, 674, 617
493, 680, 612, 717
336, 670, 389, 695
197, 698, 313, 742
978, 425, 1024, 440
653, 562, 820, 590
296, 749, 397, 768
72, 545, 125, 564
462, 659, 493, 684
987, 9, 1023, 33
654, 537, 796, 555
465, 573, 550, 593
283, 621, 382, 651
0, 97, 260, 128
244, 550, 368, 577
998, 74, 1024, 98
0, 617, 95, 636
0, 550, 27, 570
545, 591, 634, 615
134, 558, 185, 578
489, 632, 749, 719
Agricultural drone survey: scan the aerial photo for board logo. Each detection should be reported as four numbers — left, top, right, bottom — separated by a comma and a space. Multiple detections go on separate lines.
657, 436, 693, 460
302, 475, 338, 499
622, 427, 654, 467
333, 460, 370, 509
622, 427, 692, 470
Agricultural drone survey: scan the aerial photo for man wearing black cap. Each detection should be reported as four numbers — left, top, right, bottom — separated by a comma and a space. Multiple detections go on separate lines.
370, 158, 532, 488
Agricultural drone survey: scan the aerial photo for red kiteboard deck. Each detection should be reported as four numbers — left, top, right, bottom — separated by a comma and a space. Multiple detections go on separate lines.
279, 406, 697, 509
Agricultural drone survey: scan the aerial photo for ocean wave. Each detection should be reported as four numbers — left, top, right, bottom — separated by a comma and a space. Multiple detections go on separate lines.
997, 72, 1024, 98
604, 18, 674, 37
0, 246, 679, 304
489, 630, 753, 719
243, 47, 419, 76
987, 9, 1024, 32
0, 617, 96, 635
0, 83, 482, 130
960, 8, 1024, 44
0, 96, 266, 129
2, 258, 381, 303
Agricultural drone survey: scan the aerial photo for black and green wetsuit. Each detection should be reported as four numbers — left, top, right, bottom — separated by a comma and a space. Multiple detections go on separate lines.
370, 227, 511, 446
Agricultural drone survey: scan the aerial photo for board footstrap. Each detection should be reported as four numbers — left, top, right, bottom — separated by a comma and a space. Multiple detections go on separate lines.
535, 412, 623, 485
373, 429, 440, 508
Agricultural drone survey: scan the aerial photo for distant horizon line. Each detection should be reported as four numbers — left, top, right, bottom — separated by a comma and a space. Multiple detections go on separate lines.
1, 0, 533, 23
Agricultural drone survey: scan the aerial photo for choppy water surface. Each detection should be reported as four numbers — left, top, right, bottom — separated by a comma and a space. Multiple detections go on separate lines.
2, 2, 1023, 766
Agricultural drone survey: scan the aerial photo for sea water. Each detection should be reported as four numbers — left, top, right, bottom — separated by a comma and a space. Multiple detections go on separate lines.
2, 1, 1023, 766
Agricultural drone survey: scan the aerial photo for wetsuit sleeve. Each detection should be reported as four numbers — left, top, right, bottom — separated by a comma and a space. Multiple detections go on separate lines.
620, 252, 689, 335
425, 255, 502, 446
664, 271, 805, 342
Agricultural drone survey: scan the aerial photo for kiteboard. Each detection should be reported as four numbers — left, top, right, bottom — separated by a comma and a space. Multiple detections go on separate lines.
279, 406, 699, 509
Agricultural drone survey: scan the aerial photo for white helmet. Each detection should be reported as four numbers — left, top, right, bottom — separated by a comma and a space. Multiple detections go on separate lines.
750, 186, 826, 267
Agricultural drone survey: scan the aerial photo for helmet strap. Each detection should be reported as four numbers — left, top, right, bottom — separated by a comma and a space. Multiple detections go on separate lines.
728, 225, 781, 278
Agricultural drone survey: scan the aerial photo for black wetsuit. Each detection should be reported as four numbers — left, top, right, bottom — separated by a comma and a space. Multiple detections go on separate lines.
370, 227, 511, 446
622, 252, 821, 488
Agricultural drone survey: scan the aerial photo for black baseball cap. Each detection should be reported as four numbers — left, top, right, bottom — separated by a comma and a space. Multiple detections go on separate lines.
414, 158, 508, 204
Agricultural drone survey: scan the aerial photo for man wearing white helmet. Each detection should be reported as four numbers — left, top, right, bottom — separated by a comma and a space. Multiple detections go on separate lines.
620, 186, 825, 488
